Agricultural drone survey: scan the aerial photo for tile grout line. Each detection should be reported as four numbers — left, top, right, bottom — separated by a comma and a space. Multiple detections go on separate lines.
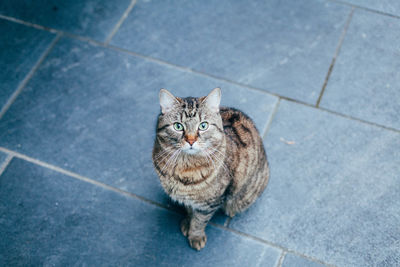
318, 105, 400, 133
0, 146, 337, 267
316, 7, 354, 107
0, 8, 393, 267
105, 43, 283, 99
0, 154, 13, 177
209, 222, 338, 267
0, 12, 280, 100
104, 0, 137, 44
0, 14, 58, 33
0, 33, 62, 120
223, 217, 232, 227
47, 32, 400, 134
262, 98, 281, 140
276, 250, 287, 267
61, 34, 400, 134
0, 147, 177, 215
328, 0, 400, 20
1, 12, 399, 134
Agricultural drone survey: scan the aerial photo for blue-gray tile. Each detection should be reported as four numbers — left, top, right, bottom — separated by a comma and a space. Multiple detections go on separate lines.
0, 151, 8, 166
229, 100, 400, 267
111, 0, 350, 104
341, 0, 400, 17
281, 253, 326, 267
0, 37, 277, 206
321, 10, 400, 130
0, 0, 132, 41
0, 20, 55, 110
0, 158, 281, 266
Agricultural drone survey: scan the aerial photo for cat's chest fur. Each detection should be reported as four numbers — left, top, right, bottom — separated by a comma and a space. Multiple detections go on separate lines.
159, 162, 229, 209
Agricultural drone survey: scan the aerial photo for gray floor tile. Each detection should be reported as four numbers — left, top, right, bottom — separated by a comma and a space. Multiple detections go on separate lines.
281, 253, 326, 267
0, 37, 277, 205
229, 100, 400, 267
341, 0, 400, 17
0, 0, 132, 41
0, 158, 281, 266
321, 10, 400, 130
0, 151, 8, 166
111, 0, 350, 104
0, 20, 55, 111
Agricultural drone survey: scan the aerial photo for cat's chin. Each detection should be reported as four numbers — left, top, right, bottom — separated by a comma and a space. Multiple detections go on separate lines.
182, 148, 201, 155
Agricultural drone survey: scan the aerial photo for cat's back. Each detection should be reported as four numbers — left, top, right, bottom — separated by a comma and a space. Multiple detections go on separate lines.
219, 107, 269, 216
220, 107, 263, 151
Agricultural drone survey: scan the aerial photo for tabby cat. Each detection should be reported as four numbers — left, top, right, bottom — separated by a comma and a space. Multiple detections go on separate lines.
152, 88, 269, 250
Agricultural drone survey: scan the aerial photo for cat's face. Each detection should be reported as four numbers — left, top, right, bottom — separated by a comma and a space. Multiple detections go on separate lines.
156, 88, 224, 156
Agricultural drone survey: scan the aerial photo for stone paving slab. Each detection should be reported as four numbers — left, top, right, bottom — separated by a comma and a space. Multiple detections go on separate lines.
340, 0, 400, 17
0, 151, 7, 166
229, 100, 400, 267
111, 0, 350, 104
0, 20, 55, 110
0, 37, 277, 206
0, 158, 281, 266
1, 0, 400, 266
321, 9, 400, 130
282, 253, 325, 267
0, 0, 132, 41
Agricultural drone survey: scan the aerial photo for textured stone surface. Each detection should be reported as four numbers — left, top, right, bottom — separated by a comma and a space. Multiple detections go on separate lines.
0, 20, 55, 111
281, 253, 326, 267
1, 0, 400, 266
341, 0, 400, 16
0, 37, 277, 205
321, 10, 400, 130
0, 151, 7, 166
111, 0, 350, 104
0, 158, 281, 266
230, 100, 400, 267
0, 0, 132, 41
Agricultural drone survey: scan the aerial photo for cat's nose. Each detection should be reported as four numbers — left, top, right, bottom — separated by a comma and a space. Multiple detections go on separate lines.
185, 135, 197, 146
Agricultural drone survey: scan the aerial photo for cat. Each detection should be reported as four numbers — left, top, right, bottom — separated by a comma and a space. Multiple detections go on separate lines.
152, 88, 269, 250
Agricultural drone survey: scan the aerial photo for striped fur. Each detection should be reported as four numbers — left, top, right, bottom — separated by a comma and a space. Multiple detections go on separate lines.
152, 88, 269, 250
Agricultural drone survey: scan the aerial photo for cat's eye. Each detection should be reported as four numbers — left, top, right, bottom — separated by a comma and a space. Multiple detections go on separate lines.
198, 122, 209, 131
173, 122, 184, 131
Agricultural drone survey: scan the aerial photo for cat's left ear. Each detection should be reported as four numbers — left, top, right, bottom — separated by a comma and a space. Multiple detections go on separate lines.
159, 89, 179, 114
203, 87, 221, 113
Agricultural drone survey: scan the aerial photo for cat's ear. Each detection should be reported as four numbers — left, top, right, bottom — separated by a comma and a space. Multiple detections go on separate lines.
203, 87, 221, 113
159, 89, 179, 114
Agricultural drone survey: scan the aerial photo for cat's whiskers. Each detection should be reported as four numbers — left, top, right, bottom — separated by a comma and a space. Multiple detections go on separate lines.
154, 146, 175, 160
156, 148, 178, 166
208, 146, 226, 158
201, 147, 226, 173
161, 148, 182, 174
208, 149, 229, 173
171, 148, 182, 171
154, 143, 182, 161
201, 150, 216, 169
160, 149, 180, 173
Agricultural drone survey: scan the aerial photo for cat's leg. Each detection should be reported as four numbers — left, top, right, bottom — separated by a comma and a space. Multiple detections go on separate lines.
186, 208, 217, 251
180, 206, 193, 237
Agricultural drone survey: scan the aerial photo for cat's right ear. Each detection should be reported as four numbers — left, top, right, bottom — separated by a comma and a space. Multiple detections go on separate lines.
159, 89, 179, 114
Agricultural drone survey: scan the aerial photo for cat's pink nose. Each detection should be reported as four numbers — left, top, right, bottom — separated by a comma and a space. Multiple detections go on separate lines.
185, 135, 197, 146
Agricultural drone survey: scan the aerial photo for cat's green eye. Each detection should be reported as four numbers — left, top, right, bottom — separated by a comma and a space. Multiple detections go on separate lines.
198, 122, 209, 131
173, 122, 184, 131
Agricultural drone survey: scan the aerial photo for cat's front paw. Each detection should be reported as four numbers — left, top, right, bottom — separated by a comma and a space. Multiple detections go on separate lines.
180, 217, 190, 237
188, 234, 207, 251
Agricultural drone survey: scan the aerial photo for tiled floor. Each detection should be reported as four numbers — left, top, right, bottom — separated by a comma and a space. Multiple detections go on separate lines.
0, 1, 399, 266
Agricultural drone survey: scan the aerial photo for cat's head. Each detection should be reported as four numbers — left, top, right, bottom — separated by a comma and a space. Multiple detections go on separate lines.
156, 88, 224, 155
